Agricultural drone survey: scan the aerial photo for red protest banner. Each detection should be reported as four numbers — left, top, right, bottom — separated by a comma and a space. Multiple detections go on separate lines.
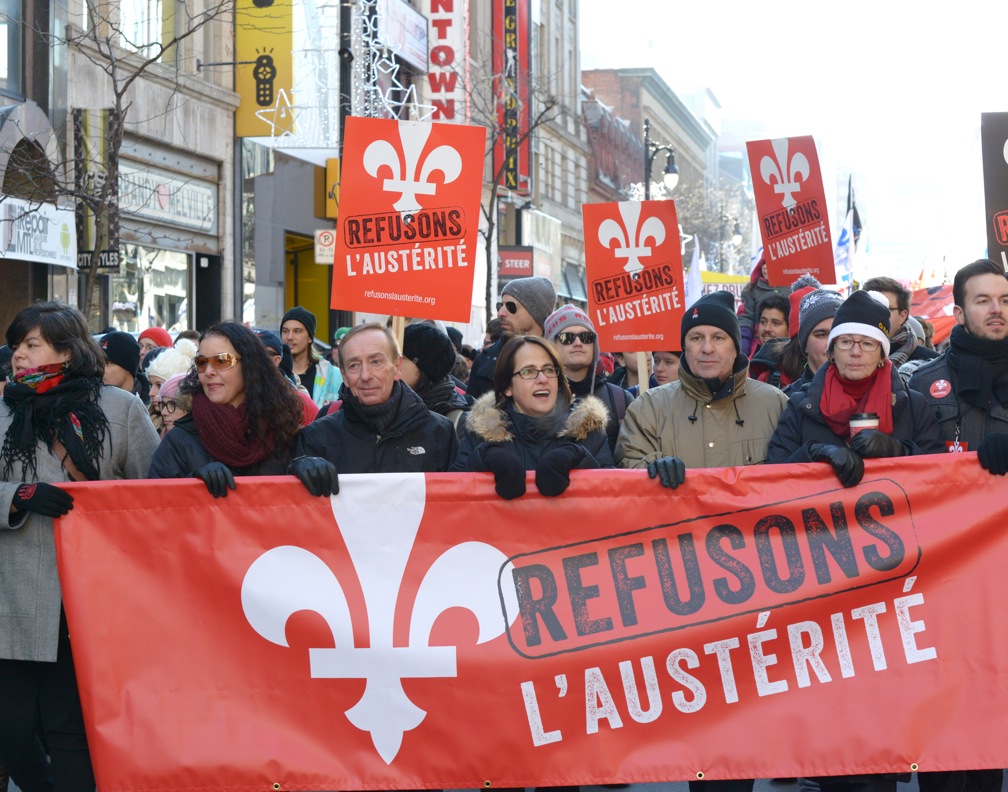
747, 136, 835, 286
56, 457, 1008, 792
330, 117, 486, 322
583, 200, 685, 353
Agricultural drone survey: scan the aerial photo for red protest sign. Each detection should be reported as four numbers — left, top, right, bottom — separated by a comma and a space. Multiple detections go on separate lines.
331, 117, 486, 322
583, 200, 685, 353
747, 136, 835, 286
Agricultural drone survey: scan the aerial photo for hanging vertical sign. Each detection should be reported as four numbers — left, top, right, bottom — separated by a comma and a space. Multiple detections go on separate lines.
582, 200, 685, 352
423, 0, 470, 122
492, 0, 530, 195
747, 136, 835, 286
72, 108, 120, 272
235, 0, 294, 138
330, 116, 487, 322
980, 112, 1008, 272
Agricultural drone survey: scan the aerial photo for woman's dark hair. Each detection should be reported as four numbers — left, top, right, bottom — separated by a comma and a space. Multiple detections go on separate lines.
188, 321, 303, 451
775, 336, 808, 382
493, 335, 571, 407
5, 301, 104, 378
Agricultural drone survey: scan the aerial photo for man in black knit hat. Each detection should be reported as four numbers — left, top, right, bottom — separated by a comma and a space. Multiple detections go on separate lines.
616, 291, 787, 500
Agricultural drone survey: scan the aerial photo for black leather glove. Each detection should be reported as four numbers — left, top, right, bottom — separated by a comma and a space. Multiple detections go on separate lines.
479, 443, 526, 500
535, 443, 586, 497
977, 432, 1008, 476
808, 443, 864, 488
850, 429, 906, 459
289, 456, 340, 496
11, 482, 74, 518
647, 456, 687, 489
193, 461, 236, 498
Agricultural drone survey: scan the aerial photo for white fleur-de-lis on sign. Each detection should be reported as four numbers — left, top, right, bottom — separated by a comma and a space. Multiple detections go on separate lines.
241, 474, 517, 765
759, 138, 810, 210
597, 201, 666, 276
362, 121, 463, 214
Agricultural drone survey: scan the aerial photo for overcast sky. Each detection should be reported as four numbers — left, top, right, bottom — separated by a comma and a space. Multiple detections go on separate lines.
579, 0, 1007, 282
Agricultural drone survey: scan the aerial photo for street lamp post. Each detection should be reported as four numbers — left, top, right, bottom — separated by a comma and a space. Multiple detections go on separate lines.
643, 118, 679, 200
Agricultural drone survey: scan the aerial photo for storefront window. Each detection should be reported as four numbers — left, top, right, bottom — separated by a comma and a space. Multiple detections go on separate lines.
110, 244, 190, 332
0, 0, 24, 98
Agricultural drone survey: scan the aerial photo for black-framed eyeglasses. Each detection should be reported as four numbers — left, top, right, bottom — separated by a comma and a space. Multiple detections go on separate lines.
512, 365, 559, 380
158, 399, 179, 414
554, 330, 596, 346
194, 352, 241, 373
496, 300, 519, 315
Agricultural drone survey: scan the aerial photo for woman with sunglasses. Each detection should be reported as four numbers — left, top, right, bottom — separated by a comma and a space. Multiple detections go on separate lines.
453, 335, 612, 499
767, 290, 944, 492
0, 301, 160, 792
148, 322, 304, 496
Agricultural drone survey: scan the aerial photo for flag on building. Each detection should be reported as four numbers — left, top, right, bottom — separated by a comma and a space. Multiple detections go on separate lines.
684, 236, 703, 309
834, 210, 855, 294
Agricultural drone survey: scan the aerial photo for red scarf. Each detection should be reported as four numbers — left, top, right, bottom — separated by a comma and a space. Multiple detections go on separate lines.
190, 391, 272, 469
820, 360, 894, 439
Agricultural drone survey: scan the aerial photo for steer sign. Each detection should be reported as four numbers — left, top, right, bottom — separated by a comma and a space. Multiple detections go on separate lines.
747, 135, 835, 287
583, 200, 685, 353
331, 117, 486, 322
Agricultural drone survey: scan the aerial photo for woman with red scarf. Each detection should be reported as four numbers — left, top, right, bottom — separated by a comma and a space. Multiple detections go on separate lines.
767, 289, 944, 489
148, 322, 303, 496
0, 301, 160, 792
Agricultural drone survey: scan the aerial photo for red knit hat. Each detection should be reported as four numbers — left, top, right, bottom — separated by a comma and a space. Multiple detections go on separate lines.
139, 326, 173, 348
787, 274, 822, 339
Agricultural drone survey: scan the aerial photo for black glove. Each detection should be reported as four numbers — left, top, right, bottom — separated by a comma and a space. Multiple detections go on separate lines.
647, 456, 687, 489
808, 443, 864, 488
535, 443, 586, 497
850, 429, 906, 459
977, 432, 1008, 476
289, 456, 340, 496
193, 462, 236, 498
11, 482, 74, 518
479, 443, 526, 500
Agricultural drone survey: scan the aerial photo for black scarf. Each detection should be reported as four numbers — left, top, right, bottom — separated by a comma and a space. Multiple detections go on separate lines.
505, 396, 570, 444
339, 380, 405, 435
946, 324, 1008, 410
2, 373, 109, 481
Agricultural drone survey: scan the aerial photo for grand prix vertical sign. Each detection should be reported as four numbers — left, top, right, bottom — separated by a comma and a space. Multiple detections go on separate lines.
747, 136, 835, 286
583, 200, 685, 351
981, 113, 1008, 272
330, 117, 486, 322
493, 0, 530, 195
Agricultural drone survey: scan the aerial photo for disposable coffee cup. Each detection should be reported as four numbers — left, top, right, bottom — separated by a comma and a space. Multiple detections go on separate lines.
849, 412, 879, 436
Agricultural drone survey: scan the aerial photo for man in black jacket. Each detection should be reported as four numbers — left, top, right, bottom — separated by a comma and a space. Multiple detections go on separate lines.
909, 258, 1008, 792
290, 323, 458, 496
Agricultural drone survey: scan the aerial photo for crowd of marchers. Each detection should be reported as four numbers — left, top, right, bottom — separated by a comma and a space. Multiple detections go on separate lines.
1, 256, 1007, 792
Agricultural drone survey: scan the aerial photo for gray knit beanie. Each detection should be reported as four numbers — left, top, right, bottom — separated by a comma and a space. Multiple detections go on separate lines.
797, 289, 844, 354
501, 276, 557, 332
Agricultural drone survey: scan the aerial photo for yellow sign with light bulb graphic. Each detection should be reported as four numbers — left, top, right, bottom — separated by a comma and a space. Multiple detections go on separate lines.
235, 0, 294, 138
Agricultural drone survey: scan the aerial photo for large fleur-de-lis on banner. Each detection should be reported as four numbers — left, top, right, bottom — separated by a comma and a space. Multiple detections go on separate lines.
241, 474, 518, 764
759, 138, 810, 210
597, 201, 666, 276
362, 121, 463, 214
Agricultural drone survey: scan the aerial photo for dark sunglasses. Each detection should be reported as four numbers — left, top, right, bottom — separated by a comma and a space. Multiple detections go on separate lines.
194, 352, 241, 373
496, 300, 519, 314
554, 330, 597, 346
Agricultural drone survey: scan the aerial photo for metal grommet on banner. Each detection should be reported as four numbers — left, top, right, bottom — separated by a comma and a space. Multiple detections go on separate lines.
483, 781, 492, 788
272, 783, 282, 791
911, 764, 919, 772
696, 772, 705, 780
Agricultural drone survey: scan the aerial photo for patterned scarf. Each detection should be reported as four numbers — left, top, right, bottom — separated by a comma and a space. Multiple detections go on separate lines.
820, 361, 894, 439
887, 324, 919, 367
190, 391, 272, 469
2, 363, 109, 481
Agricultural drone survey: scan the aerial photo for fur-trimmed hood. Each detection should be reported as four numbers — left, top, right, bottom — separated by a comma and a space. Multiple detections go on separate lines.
465, 392, 609, 444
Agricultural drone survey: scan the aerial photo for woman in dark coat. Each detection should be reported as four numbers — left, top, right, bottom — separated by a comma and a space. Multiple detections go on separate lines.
453, 335, 612, 498
148, 321, 303, 495
767, 290, 945, 489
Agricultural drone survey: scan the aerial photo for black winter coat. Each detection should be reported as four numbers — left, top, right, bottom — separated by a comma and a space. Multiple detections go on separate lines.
766, 363, 946, 463
453, 393, 614, 472
296, 383, 457, 473
148, 413, 292, 478
466, 337, 503, 400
